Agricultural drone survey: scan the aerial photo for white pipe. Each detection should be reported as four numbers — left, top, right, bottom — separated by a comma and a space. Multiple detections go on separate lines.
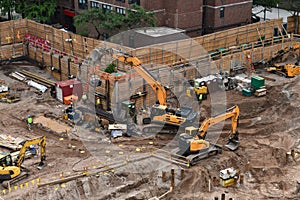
27, 80, 47, 93
158, 187, 173, 199
14, 72, 26, 79
10, 72, 25, 81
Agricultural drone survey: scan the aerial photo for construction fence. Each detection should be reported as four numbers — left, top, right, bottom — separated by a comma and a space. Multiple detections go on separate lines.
0, 18, 298, 109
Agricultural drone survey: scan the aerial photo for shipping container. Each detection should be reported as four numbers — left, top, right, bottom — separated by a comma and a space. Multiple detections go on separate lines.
55, 79, 83, 103
251, 76, 265, 90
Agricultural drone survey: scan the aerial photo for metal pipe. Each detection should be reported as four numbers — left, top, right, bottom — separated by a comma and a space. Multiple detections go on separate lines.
152, 154, 189, 168
27, 80, 47, 93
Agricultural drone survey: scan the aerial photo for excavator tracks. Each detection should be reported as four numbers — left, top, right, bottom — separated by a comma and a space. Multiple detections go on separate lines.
2, 172, 29, 188
142, 125, 179, 135
171, 144, 222, 166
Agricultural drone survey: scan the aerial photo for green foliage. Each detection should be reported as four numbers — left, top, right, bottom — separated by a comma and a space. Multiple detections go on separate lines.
287, 0, 300, 12
105, 63, 117, 73
74, 8, 106, 39
125, 4, 157, 29
15, 0, 57, 23
253, 0, 282, 8
74, 4, 157, 39
0, 0, 16, 20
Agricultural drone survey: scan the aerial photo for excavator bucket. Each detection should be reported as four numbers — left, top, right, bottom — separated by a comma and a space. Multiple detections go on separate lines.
224, 139, 240, 151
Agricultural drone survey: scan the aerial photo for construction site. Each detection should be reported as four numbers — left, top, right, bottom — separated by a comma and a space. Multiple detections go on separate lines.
0, 17, 300, 200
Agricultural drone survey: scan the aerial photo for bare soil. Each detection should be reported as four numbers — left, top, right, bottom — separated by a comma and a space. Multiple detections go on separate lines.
0, 61, 299, 200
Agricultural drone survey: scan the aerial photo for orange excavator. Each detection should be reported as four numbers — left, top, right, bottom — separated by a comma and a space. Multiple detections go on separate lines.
112, 52, 197, 134
172, 105, 240, 165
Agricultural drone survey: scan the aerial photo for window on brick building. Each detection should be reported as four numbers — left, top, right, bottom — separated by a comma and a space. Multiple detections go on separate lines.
128, 0, 140, 6
103, 4, 113, 13
116, 0, 125, 3
220, 7, 225, 18
116, 7, 126, 15
78, 0, 88, 10
90, 1, 100, 8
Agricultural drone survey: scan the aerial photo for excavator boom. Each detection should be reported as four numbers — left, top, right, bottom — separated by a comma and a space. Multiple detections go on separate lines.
17, 136, 46, 167
196, 105, 239, 140
113, 54, 167, 106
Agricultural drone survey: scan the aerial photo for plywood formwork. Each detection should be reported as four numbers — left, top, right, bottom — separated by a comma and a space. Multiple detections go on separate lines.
0, 44, 24, 60
1, 18, 298, 111
0, 20, 26, 46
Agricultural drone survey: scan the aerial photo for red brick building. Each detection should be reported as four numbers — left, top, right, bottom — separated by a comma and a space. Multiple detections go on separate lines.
54, 0, 252, 37
203, 0, 253, 34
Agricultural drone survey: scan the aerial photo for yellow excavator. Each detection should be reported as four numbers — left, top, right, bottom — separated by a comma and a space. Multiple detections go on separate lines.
267, 63, 300, 78
112, 52, 197, 134
172, 105, 240, 165
0, 136, 46, 188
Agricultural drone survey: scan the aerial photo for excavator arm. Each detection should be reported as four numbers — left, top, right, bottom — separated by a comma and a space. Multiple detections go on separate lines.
113, 54, 167, 106
16, 136, 46, 168
196, 105, 239, 139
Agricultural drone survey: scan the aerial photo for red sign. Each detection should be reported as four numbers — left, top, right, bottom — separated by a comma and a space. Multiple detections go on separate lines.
63, 10, 75, 17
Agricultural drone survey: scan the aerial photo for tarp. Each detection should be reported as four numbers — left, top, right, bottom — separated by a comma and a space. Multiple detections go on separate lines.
252, 6, 292, 23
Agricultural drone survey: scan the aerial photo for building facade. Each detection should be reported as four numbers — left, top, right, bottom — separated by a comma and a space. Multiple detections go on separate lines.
203, 0, 253, 34
54, 0, 252, 37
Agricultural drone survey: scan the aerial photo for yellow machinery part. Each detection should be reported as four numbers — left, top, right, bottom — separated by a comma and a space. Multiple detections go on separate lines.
186, 89, 192, 97
153, 114, 186, 126
285, 64, 300, 77
220, 178, 236, 187
0, 166, 21, 179
194, 86, 208, 95
190, 139, 210, 152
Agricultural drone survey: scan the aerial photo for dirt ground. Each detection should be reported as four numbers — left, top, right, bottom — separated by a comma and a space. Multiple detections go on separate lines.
0, 60, 299, 200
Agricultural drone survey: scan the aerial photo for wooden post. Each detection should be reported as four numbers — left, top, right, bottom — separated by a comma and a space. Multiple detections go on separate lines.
286, 152, 291, 163
245, 162, 251, 172
59, 55, 62, 81
180, 169, 184, 180
221, 193, 225, 200
240, 174, 244, 184
170, 169, 175, 188
162, 171, 166, 182
68, 57, 71, 79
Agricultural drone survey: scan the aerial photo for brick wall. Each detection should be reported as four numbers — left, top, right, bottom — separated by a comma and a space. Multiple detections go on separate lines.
59, 0, 251, 37
204, 0, 252, 33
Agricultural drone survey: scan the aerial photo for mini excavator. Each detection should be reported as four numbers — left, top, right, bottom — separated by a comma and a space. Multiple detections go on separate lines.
0, 136, 46, 188
172, 105, 240, 165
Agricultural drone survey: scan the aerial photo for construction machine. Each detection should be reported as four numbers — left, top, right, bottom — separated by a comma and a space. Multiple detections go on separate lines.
0, 136, 46, 188
172, 105, 240, 165
267, 44, 299, 66
112, 52, 197, 134
266, 63, 300, 78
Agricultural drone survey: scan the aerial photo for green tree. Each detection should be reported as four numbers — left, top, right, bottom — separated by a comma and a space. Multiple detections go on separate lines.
74, 4, 157, 39
253, 0, 282, 20
0, 0, 16, 20
74, 8, 107, 39
15, 0, 57, 23
125, 4, 156, 29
